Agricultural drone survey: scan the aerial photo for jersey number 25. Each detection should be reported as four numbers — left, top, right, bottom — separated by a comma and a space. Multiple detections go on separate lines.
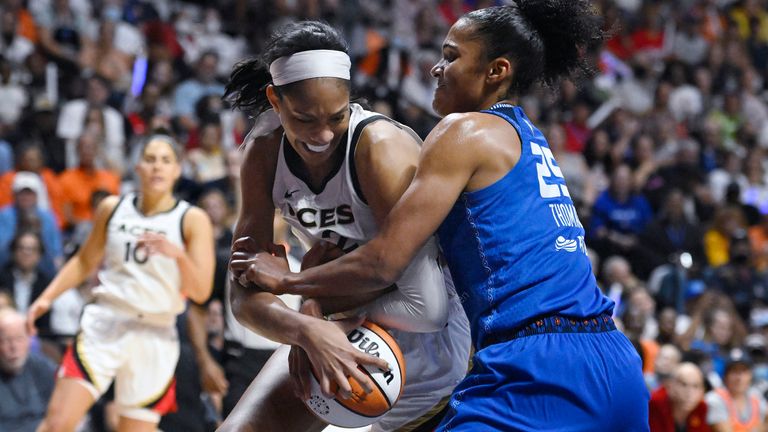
531, 142, 570, 199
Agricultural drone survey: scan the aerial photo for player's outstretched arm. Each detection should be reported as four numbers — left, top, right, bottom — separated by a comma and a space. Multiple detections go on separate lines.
27, 195, 119, 334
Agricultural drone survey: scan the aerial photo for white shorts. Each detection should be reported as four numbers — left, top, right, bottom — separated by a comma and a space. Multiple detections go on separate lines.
373, 295, 471, 432
58, 303, 180, 423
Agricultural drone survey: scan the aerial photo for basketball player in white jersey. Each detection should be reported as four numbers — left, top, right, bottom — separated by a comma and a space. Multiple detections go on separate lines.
26, 135, 215, 432
221, 21, 471, 432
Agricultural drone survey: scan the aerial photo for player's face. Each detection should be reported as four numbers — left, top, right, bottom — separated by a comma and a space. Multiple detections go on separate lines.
431, 19, 489, 116
269, 78, 350, 168
137, 139, 181, 195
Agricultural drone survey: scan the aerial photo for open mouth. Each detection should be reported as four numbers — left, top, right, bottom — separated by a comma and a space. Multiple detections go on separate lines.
304, 142, 331, 153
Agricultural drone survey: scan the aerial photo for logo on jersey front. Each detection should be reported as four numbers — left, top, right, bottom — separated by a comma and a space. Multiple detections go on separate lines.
284, 189, 300, 199
112, 223, 167, 237
285, 203, 355, 228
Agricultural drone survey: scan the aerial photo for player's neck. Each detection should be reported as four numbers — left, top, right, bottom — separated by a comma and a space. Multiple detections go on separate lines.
137, 193, 176, 215
298, 142, 345, 190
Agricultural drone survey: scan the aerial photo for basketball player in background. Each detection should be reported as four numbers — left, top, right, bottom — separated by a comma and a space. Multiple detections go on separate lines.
238, 3, 650, 431
27, 135, 215, 432
223, 21, 471, 432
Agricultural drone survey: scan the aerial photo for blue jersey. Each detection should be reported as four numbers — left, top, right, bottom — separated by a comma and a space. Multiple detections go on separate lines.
437, 104, 614, 350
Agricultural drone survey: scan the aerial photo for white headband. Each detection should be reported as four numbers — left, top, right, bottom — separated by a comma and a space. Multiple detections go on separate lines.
269, 49, 351, 86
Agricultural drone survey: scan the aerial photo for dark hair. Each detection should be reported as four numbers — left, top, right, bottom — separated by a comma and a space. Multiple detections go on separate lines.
462, 1, 603, 96
224, 21, 349, 115
11, 230, 44, 255
141, 130, 183, 161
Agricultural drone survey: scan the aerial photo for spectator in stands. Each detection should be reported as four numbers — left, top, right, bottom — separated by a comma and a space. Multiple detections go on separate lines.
590, 164, 655, 276
646, 344, 683, 392
649, 362, 712, 432
0, 144, 64, 227
642, 188, 705, 270
56, 74, 126, 172
705, 206, 749, 268
0, 172, 62, 276
705, 350, 767, 431
0, 308, 57, 432
187, 121, 227, 184
58, 132, 120, 229
707, 229, 768, 322
682, 293, 747, 377
0, 231, 52, 336
0, 55, 28, 127
725, 182, 761, 227
173, 51, 225, 132
0, 8, 34, 69
749, 213, 768, 272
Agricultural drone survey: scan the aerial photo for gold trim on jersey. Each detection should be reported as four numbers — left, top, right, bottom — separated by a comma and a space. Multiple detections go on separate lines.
75, 332, 100, 389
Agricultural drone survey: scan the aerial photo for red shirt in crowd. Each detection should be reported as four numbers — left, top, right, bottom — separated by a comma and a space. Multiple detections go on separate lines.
649, 387, 711, 432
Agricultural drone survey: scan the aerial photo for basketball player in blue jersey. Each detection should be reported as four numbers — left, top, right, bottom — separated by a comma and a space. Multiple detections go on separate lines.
237, 3, 650, 431
222, 21, 470, 432
26, 135, 215, 432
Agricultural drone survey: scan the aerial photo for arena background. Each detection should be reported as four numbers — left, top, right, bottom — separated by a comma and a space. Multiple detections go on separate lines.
1, 0, 768, 430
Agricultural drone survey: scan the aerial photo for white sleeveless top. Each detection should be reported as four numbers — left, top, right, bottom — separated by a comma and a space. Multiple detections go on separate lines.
272, 104, 456, 325
274, 104, 390, 250
94, 193, 189, 323
268, 105, 472, 431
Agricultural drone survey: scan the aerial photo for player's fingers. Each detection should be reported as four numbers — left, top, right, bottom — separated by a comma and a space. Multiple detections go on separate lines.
347, 365, 373, 394
319, 374, 335, 399
25, 315, 37, 336
236, 272, 250, 287
296, 353, 312, 400
229, 251, 254, 263
213, 371, 229, 393
229, 259, 250, 271
333, 368, 353, 399
356, 351, 391, 372
244, 265, 267, 288
289, 348, 302, 398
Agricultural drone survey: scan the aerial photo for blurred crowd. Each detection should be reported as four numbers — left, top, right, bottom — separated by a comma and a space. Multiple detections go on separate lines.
3, 0, 768, 430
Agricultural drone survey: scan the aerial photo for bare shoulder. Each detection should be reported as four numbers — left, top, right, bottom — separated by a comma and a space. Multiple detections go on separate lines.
94, 195, 122, 220
183, 206, 211, 225
356, 119, 421, 169
358, 119, 421, 152
431, 112, 509, 142
182, 206, 213, 238
242, 127, 283, 167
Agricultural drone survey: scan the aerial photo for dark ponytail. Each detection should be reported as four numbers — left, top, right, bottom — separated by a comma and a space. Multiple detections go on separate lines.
224, 21, 349, 115
463, 1, 603, 96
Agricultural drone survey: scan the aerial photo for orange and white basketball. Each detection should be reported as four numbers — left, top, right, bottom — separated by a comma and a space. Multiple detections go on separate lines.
304, 321, 406, 428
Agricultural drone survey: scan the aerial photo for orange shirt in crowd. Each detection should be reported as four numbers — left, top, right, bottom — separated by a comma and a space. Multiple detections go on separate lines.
642, 339, 661, 375
749, 225, 768, 272
0, 169, 65, 227
59, 167, 120, 226
17, 9, 38, 43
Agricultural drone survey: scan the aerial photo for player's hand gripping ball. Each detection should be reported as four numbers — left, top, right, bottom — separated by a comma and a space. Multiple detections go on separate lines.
304, 321, 406, 428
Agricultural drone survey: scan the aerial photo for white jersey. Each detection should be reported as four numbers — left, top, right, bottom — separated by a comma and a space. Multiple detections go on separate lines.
94, 193, 189, 324
272, 104, 382, 251
271, 104, 471, 431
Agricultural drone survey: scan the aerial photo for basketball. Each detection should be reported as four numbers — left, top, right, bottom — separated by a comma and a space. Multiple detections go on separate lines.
304, 321, 406, 428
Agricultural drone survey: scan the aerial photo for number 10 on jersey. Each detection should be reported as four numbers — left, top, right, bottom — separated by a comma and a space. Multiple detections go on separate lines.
124, 242, 149, 264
